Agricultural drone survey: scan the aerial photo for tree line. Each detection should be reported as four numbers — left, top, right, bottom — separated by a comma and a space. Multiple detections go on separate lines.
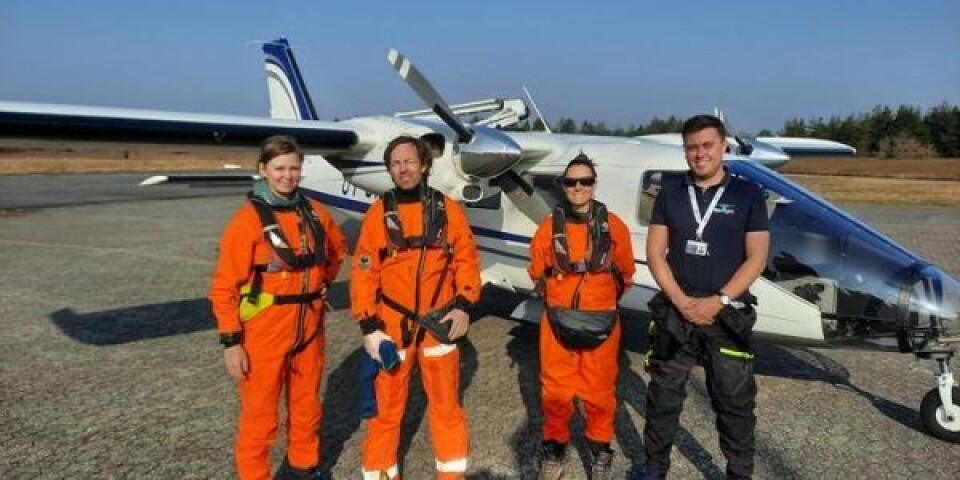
506, 103, 960, 158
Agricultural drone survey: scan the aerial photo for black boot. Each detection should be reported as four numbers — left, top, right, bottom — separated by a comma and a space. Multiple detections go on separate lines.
275, 459, 328, 480
587, 440, 614, 480
538, 440, 567, 480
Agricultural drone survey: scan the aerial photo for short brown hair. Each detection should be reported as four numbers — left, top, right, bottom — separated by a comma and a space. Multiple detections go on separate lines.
259, 135, 303, 165
681, 115, 727, 140
383, 135, 433, 176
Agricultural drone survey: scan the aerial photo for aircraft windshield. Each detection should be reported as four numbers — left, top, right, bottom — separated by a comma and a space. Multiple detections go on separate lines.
726, 160, 960, 349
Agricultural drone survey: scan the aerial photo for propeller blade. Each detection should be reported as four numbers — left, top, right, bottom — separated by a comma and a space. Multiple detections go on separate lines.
387, 49, 473, 143
495, 170, 551, 225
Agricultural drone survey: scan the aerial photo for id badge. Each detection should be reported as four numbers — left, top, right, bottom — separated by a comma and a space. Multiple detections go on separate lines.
685, 239, 709, 256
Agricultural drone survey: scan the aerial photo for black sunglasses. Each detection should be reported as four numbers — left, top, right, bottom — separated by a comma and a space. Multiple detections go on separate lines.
562, 176, 596, 188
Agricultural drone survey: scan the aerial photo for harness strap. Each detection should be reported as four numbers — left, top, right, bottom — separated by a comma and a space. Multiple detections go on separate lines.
273, 290, 326, 305
551, 200, 613, 274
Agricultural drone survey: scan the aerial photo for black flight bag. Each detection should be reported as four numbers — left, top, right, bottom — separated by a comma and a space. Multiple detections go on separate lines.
544, 274, 618, 350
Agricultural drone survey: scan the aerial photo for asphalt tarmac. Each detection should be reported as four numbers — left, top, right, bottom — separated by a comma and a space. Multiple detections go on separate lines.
1, 173, 959, 479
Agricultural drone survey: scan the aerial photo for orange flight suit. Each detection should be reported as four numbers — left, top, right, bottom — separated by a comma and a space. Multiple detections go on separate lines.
528, 206, 635, 446
351, 191, 481, 480
209, 198, 347, 480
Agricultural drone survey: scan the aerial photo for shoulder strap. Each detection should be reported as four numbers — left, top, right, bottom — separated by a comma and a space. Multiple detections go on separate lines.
588, 201, 612, 272
298, 200, 327, 264
424, 189, 448, 247
249, 197, 303, 270
382, 190, 406, 251
551, 205, 574, 273
249, 196, 327, 270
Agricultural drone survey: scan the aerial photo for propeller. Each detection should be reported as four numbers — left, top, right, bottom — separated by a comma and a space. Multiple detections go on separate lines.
388, 49, 473, 143
493, 170, 552, 225
387, 48, 524, 179
386, 49, 549, 224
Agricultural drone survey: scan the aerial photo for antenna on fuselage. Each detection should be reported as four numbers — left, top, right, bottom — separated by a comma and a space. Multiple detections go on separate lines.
523, 86, 552, 133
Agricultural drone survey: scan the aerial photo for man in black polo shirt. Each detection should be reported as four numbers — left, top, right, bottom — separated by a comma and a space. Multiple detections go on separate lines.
641, 115, 770, 480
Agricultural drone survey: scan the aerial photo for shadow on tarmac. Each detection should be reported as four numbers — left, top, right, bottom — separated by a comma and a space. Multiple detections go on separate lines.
50, 298, 214, 345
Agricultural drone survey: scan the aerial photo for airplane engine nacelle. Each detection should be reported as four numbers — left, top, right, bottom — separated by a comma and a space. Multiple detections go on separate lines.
453, 126, 524, 179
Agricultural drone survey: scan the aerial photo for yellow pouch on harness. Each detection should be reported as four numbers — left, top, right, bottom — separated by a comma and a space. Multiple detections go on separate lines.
239, 284, 274, 322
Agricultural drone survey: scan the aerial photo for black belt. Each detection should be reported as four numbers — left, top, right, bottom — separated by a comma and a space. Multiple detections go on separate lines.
273, 290, 325, 305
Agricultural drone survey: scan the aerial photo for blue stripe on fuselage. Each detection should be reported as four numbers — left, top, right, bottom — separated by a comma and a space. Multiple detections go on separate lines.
302, 189, 534, 243
302, 189, 648, 266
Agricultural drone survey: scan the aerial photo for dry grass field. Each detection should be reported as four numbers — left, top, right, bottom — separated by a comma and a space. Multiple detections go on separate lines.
780, 156, 960, 181
781, 156, 960, 206
0, 143, 257, 174
1, 144, 958, 206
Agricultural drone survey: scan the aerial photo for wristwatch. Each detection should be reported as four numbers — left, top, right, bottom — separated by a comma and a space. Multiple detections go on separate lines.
718, 292, 731, 306
219, 331, 243, 348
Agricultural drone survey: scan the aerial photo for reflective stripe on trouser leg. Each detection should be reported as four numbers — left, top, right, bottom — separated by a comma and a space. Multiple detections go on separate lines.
361, 464, 399, 480
419, 343, 469, 471
436, 457, 468, 473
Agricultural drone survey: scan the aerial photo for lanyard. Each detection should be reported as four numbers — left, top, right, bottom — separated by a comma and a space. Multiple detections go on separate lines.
687, 184, 726, 240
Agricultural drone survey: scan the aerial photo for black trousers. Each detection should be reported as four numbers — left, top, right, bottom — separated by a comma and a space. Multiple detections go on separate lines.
643, 324, 757, 479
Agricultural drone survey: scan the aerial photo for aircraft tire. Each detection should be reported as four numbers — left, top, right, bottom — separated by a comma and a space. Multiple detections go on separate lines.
920, 386, 960, 442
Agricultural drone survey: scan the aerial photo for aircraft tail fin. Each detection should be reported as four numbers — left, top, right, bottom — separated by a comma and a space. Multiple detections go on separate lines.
262, 38, 319, 121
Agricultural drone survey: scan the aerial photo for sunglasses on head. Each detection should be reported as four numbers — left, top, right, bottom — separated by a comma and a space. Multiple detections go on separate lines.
562, 176, 596, 188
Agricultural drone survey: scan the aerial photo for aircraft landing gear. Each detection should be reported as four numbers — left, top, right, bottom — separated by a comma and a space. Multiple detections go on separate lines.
919, 351, 960, 442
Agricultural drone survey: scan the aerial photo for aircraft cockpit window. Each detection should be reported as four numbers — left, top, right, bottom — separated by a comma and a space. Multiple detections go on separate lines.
725, 159, 960, 348
637, 170, 686, 225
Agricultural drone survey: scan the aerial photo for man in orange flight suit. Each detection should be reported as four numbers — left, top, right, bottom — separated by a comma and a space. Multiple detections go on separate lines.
351, 135, 481, 479
528, 154, 635, 479
209, 136, 347, 480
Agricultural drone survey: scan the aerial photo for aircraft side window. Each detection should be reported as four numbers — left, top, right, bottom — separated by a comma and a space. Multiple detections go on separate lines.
637, 170, 686, 225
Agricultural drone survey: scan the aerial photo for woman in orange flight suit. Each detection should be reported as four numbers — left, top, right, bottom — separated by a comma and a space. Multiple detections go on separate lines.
528, 154, 635, 480
209, 135, 347, 480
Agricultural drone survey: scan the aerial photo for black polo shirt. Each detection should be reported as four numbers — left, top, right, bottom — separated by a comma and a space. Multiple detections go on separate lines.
650, 168, 768, 296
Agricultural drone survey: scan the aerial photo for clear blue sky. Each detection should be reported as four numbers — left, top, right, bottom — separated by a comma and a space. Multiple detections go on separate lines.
1, 0, 957, 133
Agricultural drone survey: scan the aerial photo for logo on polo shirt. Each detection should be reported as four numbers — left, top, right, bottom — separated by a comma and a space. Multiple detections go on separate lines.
715, 203, 736, 215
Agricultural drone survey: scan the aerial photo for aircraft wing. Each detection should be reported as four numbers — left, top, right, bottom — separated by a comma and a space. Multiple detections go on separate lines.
139, 173, 259, 187
755, 136, 857, 156
0, 100, 364, 156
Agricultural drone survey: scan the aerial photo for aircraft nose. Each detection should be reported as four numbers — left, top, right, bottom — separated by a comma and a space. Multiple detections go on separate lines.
726, 159, 960, 351
898, 265, 960, 353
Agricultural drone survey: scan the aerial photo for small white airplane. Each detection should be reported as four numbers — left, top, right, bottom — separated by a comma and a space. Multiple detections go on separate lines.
638, 107, 856, 168
0, 38, 957, 441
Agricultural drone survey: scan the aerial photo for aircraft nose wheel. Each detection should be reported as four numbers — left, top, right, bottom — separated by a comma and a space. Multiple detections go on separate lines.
920, 354, 960, 442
